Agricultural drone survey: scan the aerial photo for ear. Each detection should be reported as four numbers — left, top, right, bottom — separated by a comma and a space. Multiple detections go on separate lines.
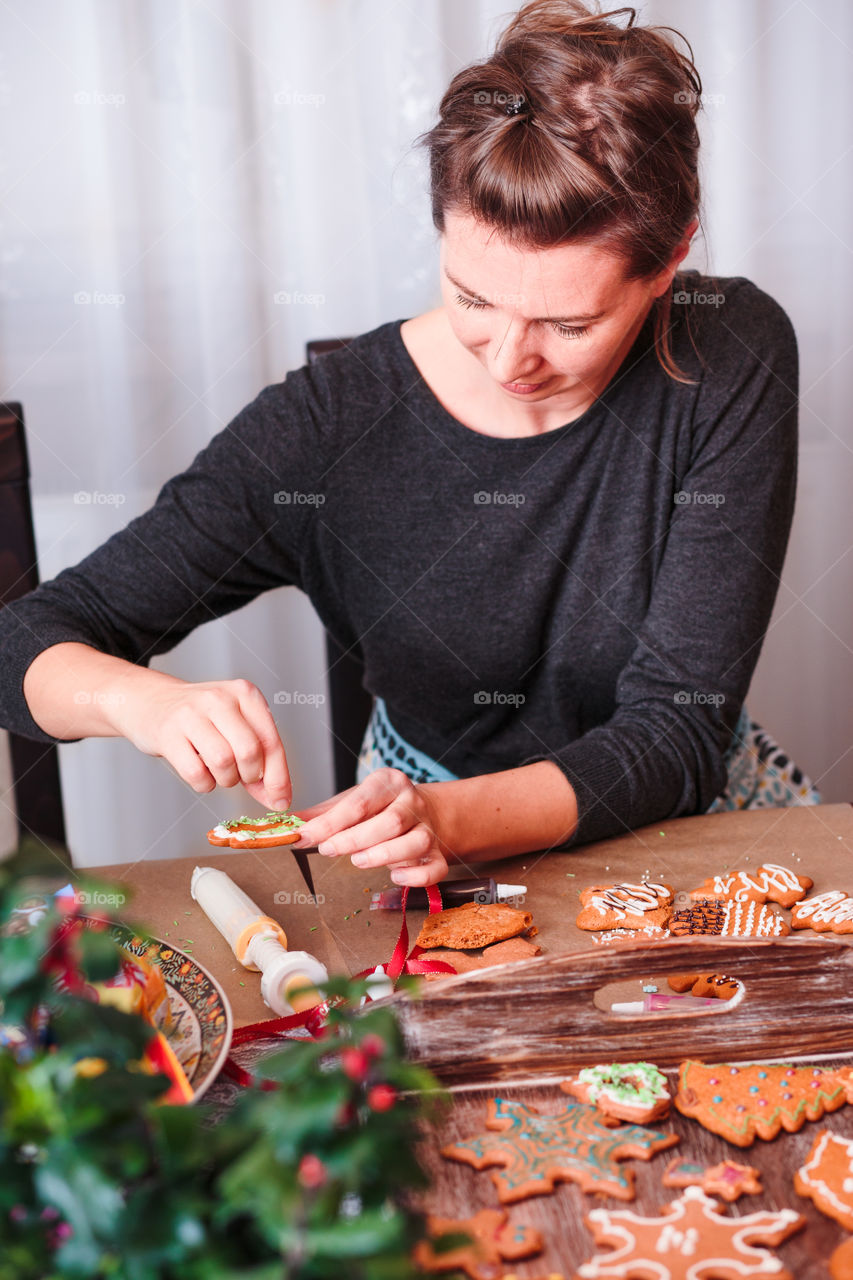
651, 218, 700, 298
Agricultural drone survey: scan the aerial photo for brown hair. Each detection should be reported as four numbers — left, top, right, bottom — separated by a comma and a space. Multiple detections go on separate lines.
415, 0, 704, 382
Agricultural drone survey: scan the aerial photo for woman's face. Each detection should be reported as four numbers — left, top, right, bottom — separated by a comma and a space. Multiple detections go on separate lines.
439, 208, 687, 405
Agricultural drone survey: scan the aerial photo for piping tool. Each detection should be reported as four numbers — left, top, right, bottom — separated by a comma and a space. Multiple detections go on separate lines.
191, 866, 328, 1015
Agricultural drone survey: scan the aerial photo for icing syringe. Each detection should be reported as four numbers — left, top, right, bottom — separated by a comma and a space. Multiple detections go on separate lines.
191, 866, 328, 1016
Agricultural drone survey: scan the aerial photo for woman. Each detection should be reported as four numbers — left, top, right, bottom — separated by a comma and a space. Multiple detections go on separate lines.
0, 2, 815, 888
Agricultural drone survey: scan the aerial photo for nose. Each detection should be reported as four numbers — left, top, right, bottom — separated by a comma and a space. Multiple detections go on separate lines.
489, 320, 544, 383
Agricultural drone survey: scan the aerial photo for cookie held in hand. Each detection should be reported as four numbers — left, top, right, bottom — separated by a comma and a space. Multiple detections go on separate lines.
207, 811, 304, 848
415, 901, 534, 950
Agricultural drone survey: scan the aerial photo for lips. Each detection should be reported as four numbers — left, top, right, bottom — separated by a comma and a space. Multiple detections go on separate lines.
501, 379, 547, 394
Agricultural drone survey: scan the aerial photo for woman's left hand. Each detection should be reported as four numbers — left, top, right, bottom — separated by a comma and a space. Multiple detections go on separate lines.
291, 767, 449, 885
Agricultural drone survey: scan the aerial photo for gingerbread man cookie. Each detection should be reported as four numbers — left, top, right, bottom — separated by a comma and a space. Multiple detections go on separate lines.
662, 1155, 762, 1201
413, 1208, 542, 1280
207, 811, 304, 848
674, 1060, 847, 1146
576, 882, 673, 932
689, 862, 812, 907
575, 1186, 804, 1279
442, 1096, 677, 1203
791, 889, 853, 933
561, 1063, 671, 1124
794, 1129, 853, 1231
667, 972, 740, 1000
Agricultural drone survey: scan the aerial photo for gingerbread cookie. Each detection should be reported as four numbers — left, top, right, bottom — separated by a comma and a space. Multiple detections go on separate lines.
560, 1063, 670, 1124
413, 1208, 542, 1280
689, 863, 812, 907
794, 1129, 853, 1231
576, 882, 674, 932
662, 1155, 762, 1201
720, 899, 790, 936
207, 811, 304, 848
669, 901, 726, 935
667, 972, 740, 1000
674, 1060, 847, 1146
576, 1186, 804, 1279
791, 889, 853, 933
589, 926, 670, 945
415, 902, 534, 951
422, 936, 541, 975
442, 1096, 677, 1203
831, 1237, 853, 1280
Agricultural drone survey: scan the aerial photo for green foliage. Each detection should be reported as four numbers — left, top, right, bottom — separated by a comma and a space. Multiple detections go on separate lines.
0, 852, 446, 1279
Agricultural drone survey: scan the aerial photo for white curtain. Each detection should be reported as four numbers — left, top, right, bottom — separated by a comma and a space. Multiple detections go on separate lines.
1, 0, 851, 867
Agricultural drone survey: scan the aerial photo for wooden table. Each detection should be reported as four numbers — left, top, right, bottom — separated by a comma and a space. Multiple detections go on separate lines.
91, 802, 853, 1277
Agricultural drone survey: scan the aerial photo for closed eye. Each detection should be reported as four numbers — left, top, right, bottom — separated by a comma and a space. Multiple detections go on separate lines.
452, 291, 589, 341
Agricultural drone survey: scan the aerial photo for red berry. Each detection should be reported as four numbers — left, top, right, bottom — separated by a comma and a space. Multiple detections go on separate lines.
297, 1154, 327, 1189
367, 1083, 397, 1112
361, 1034, 386, 1059
340, 1048, 370, 1082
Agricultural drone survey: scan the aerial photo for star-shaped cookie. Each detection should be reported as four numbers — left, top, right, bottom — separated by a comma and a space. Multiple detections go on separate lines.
441, 1096, 677, 1203
577, 1186, 804, 1278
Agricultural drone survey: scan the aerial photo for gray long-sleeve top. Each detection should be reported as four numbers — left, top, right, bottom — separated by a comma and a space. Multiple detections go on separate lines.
0, 272, 798, 846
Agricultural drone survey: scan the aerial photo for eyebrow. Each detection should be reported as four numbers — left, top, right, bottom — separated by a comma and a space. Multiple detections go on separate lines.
444, 268, 605, 324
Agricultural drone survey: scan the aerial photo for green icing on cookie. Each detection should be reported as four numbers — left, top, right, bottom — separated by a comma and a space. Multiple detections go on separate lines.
578, 1062, 669, 1108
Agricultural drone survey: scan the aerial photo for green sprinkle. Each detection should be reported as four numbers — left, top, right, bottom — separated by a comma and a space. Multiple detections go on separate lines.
173, 920, 178, 926
239, 981, 245, 987
344, 914, 350, 920
565, 873, 575, 878
659, 831, 665, 837
309, 926, 318, 932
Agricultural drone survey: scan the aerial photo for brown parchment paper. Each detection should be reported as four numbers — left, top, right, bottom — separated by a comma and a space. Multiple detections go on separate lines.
81, 802, 853, 1028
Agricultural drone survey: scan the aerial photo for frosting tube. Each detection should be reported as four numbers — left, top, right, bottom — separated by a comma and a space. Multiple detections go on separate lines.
191, 866, 328, 1015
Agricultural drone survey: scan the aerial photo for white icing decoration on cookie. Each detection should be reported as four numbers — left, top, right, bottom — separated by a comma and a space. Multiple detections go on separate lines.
588, 882, 670, 921
794, 890, 853, 924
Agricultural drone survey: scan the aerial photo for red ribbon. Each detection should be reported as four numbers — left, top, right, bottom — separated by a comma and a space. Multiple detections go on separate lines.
221, 880, 453, 1090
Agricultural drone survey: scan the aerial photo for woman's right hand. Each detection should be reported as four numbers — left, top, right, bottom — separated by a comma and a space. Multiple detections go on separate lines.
23, 644, 292, 810
111, 676, 293, 811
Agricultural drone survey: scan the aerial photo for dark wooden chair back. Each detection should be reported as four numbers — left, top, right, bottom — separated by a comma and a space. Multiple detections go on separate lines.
0, 403, 67, 849
305, 340, 374, 793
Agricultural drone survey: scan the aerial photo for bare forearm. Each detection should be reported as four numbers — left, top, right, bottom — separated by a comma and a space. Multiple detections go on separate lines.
23, 642, 181, 739
423, 760, 578, 864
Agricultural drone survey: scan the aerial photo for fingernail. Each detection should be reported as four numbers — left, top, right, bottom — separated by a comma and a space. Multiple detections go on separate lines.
351, 853, 369, 868
390, 870, 408, 884
318, 841, 337, 856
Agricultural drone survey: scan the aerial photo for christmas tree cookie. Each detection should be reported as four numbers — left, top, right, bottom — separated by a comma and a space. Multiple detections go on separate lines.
675, 1060, 847, 1146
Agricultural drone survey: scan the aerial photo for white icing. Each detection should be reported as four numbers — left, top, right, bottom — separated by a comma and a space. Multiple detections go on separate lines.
794, 890, 853, 925
721, 900, 787, 936
710, 863, 803, 902
797, 1131, 853, 1221
589, 881, 670, 921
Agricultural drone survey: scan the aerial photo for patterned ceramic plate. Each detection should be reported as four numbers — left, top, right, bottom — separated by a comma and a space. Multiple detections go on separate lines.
93, 921, 233, 1102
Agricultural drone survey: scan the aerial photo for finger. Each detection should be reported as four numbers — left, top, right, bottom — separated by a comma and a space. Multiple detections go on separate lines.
348, 824, 434, 872
297, 769, 409, 847
186, 721, 241, 789
316, 800, 418, 858
166, 738, 217, 794
235, 685, 293, 809
389, 846, 448, 887
206, 696, 267, 792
